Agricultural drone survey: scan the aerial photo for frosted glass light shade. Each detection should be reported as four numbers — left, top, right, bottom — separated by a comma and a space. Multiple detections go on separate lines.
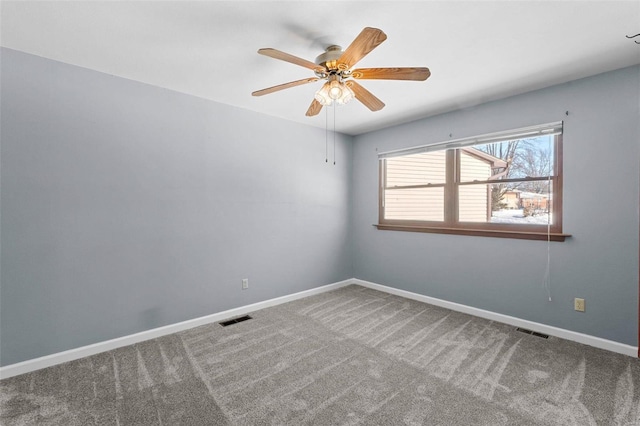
336, 83, 354, 105
314, 80, 355, 106
314, 82, 333, 105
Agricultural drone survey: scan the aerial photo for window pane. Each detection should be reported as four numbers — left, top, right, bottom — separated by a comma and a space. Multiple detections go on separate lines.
460, 135, 554, 183
384, 187, 444, 221
459, 148, 496, 183
385, 151, 446, 187
458, 184, 490, 222
494, 185, 553, 225
459, 183, 554, 225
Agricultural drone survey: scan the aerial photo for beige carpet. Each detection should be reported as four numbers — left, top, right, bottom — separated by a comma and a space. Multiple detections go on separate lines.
1, 285, 639, 425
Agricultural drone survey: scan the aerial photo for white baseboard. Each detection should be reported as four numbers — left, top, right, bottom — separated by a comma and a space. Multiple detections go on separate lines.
352, 278, 638, 358
0, 279, 353, 380
2, 277, 636, 379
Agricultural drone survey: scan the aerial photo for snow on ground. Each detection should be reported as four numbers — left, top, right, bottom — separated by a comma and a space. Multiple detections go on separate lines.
490, 209, 551, 225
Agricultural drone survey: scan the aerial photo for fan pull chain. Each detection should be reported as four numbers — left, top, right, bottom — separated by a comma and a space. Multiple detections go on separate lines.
325, 106, 328, 163
333, 103, 336, 165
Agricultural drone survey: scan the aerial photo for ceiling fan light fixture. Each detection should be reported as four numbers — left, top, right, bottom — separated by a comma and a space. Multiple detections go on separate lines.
314, 82, 333, 105
315, 76, 354, 106
329, 80, 343, 100
334, 81, 355, 105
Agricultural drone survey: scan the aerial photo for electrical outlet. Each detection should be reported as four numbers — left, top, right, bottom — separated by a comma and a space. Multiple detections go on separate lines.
242, 279, 249, 290
574, 298, 585, 312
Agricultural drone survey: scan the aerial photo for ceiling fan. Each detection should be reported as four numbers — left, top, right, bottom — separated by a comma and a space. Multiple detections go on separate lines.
252, 27, 431, 116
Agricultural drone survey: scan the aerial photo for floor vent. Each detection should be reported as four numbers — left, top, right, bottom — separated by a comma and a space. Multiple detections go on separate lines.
531, 331, 550, 339
219, 315, 252, 327
517, 328, 549, 339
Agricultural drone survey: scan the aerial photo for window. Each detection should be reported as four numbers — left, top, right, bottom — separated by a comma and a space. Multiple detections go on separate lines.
377, 123, 568, 241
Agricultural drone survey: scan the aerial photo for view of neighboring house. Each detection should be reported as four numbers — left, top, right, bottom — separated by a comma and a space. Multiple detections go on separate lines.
459, 147, 507, 222
384, 147, 507, 222
503, 190, 550, 211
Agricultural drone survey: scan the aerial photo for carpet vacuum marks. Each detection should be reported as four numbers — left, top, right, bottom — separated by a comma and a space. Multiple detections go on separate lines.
1, 285, 639, 425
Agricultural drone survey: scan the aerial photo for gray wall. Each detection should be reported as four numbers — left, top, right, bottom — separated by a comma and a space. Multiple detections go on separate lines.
352, 65, 640, 346
0, 48, 353, 366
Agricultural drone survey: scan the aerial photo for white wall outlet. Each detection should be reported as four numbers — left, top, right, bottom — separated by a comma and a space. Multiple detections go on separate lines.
242, 278, 249, 290
574, 298, 585, 312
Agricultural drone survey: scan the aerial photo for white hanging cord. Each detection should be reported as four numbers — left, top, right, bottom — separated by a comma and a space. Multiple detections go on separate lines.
333, 103, 336, 165
543, 215, 552, 302
325, 106, 328, 163
543, 135, 553, 302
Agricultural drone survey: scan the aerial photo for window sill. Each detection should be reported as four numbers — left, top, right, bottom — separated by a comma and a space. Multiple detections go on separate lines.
374, 224, 571, 242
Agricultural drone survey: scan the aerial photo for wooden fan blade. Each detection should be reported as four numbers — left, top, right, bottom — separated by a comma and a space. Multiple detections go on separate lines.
305, 99, 323, 117
258, 48, 325, 72
337, 27, 387, 70
252, 77, 319, 97
346, 80, 385, 111
351, 67, 431, 81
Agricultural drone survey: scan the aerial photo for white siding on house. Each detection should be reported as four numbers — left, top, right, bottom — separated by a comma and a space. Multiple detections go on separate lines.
384, 187, 445, 221
385, 151, 446, 186
384, 149, 495, 222
458, 150, 492, 222
460, 149, 492, 182
384, 151, 446, 221
459, 184, 490, 222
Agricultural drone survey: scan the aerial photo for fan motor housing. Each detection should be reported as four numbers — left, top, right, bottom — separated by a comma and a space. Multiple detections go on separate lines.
315, 45, 343, 70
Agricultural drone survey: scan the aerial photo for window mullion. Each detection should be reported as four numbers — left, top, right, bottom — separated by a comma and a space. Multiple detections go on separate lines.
444, 149, 458, 225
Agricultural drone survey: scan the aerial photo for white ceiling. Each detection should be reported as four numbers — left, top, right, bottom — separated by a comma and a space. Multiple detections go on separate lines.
2, 1, 639, 135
